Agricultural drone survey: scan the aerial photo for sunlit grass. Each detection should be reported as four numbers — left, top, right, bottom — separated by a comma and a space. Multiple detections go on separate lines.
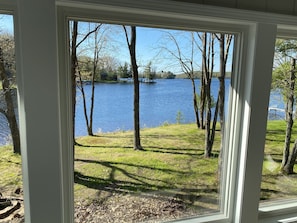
261, 120, 297, 201
74, 123, 220, 211
1, 121, 297, 207
0, 146, 22, 193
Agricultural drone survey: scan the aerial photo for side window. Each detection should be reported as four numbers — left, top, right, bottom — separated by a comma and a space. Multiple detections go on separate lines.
261, 38, 297, 204
0, 14, 24, 222
70, 20, 235, 222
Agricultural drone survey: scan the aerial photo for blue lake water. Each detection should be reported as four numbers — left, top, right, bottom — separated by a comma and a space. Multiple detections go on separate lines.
0, 78, 285, 145
75, 78, 229, 136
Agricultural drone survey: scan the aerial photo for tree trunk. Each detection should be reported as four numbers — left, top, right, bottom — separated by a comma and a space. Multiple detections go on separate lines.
0, 48, 20, 154
283, 139, 297, 174
204, 76, 212, 158
209, 93, 219, 151
77, 72, 91, 135
217, 34, 227, 180
200, 33, 207, 130
218, 34, 226, 151
281, 58, 296, 171
200, 68, 206, 129
191, 78, 200, 129
202, 33, 214, 158
71, 21, 78, 147
124, 26, 143, 150
88, 27, 100, 136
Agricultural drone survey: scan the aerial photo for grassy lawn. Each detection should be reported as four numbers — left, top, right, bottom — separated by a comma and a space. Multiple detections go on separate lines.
261, 120, 297, 201
1, 120, 297, 214
74, 123, 221, 213
0, 145, 22, 194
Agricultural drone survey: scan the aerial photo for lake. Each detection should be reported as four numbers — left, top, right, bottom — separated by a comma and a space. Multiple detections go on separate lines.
0, 78, 285, 145
75, 78, 229, 136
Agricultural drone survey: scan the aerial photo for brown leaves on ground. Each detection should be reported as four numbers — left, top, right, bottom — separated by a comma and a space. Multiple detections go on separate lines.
74, 193, 194, 223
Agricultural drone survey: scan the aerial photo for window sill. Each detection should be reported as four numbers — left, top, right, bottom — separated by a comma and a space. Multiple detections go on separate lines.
258, 200, 297, 222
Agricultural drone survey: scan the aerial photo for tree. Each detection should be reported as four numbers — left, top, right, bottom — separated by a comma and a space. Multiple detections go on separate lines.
272, 39, 297, 174
215, 34, 233, 179
123, 25, 143, 150
143, 61, 156, 81
162, 31, 201, 129
70, 21, 78, 146
76, 23, 102, 136
117, 62, 131, 78
71, 20, 104, 139
199, 32, 215, 158
0, 34, 20, 154
97, 56, 119, 81
216, 34, 232, 151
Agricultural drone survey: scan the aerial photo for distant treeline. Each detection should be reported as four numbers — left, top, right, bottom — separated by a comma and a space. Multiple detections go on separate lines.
175, 71, 232, 79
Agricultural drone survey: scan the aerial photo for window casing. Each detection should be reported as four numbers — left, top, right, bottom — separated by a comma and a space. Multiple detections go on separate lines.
56, 1, 278, 222
1, 0, 297, 222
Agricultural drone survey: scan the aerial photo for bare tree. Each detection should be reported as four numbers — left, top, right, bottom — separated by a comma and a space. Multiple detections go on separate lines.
71, 21, 103, 140
215, 34, 232, 152
76, 23, 102, 136
123, 25, 143, 150
214, 34, 233, 179
200, 32, 215, 158
0, 34, 20, 154
70, 21, 78, 146
162, 31, 201, 129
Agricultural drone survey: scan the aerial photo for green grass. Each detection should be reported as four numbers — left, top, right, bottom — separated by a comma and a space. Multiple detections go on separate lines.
0, 146, 23, 193
1, 121, 297, 209
74, 124, 220, 211
261, 120, 297, 201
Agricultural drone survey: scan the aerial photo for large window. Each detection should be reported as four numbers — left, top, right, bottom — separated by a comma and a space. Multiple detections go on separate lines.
56, 2, 278, 223
3, 0, 297, 222
70, 21, 234, 222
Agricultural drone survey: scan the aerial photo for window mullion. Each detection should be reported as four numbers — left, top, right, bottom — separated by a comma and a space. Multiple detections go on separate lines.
232, 23, 277, 223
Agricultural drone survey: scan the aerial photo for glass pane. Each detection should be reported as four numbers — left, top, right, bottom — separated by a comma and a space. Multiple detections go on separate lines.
0, 14, 24, 222
70, 21, 234, 222
261, 38, 297, 204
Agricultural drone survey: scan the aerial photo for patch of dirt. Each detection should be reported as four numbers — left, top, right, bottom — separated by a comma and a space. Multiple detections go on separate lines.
1, 189, 213, 223
74, 193, 194, 223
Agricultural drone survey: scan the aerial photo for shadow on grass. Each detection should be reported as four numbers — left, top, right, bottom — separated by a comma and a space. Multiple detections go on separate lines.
259, 187, 295, 201
76, 142, 205, 156
76, 143, 134, 149
74, 158, 218, 208
144, 146, 205, 156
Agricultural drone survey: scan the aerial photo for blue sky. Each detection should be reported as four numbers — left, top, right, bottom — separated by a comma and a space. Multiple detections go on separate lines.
1, 15, 233, 74
0, 14, 13, 34
75, 23, 234, 74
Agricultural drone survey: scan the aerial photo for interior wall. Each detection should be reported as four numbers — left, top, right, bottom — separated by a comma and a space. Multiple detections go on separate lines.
172, 0, 297, 16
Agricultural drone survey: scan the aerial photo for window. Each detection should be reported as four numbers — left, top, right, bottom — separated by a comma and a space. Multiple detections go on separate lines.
57, 1, 277, 223
0, 12, 24, 222
4, 0, 297, 222
70, 21, 235, 222
259, 36, 297, 220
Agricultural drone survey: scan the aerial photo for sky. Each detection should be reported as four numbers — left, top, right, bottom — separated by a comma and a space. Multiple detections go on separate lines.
0, 14, 233, 74
0, 14, 13, 34
75, 22, 234, 74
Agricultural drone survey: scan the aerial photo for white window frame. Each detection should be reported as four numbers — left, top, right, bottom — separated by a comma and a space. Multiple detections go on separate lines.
56, 1, 277, 223
55, 2, 297, 222
1, 0, 297, 222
